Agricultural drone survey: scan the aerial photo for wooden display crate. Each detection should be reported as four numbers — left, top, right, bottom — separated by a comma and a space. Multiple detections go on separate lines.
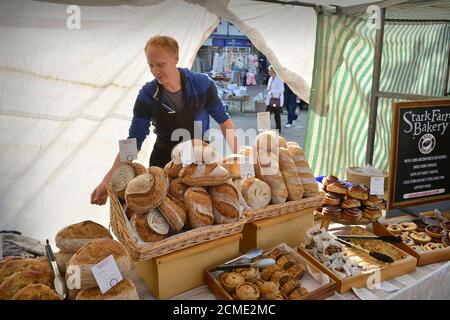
133, 234, 241, 299
373, 219, 450, 266
240, 207, 314, 253
297, 246, 417, 294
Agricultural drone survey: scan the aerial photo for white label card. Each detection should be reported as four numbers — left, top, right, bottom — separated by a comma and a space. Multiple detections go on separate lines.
90, 255, 123, 294
240, 161, 255, 179
257, 112, 271, 132
375, 281, 400, 293
180, 143, 194, 167
351, 287, 380, 300
370, 176, 385, 195
119, 138, 138, 162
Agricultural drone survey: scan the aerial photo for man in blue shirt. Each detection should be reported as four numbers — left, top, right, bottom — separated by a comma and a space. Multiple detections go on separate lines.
91, 36, 237, 205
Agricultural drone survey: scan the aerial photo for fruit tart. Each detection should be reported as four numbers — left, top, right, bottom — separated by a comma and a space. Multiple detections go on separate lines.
409, 232, 432, 244
425, 225, 447, 240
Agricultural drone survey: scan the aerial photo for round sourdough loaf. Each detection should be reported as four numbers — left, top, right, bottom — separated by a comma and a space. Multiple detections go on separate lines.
111, 163, 146, 199
66, 239, 131, 290
55, 220, 112, 253
164, 160, 183, 178
12, 284, 61, 300
158, 195, 187, 232
76, 278, 139, 300
131, 209, 169, 242
55, 251, 73, 276
238, 177, 271, 210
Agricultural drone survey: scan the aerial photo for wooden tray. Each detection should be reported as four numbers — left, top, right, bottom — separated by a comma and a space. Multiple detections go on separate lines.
297, 230, 417, 293
373, 217, 450, 266
205, 243, 337, 300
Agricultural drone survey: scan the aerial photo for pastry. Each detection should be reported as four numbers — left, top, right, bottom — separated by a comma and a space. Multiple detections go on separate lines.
280, 279, 298, 296
184, 187, 214, 228
362, 206, 382, 220
342, 208, 362, 222
158, 195, 187, 232
403, 237, 415, 246
265, 248, 287, 261
12, 284, 61, 300
235, 282, 260, 300
398, 222, 417, 232
255, 280, 280, 300
409, 232, 432, 244
442, 235, 450, 247
321, 175, 339, 189
425, 225, 447, 239
341, 198, 361, 209
362, 195, 382, 207
288, 287, 309, 300
322, 192, 341, 206
412, 219, 428, 232
209, 183, 240, 224
219, 272, 244, 293
234, 268, 260, 283
441, 221, 450, 232
55, 220, 112, 253
163, 160, 182, 178
322, 206, 342, 220
179, 163, 230, 187
326, 181, 348, 195
270, 270, 290, 286
131, 209, 168, 242
286, 264, 306, 281
272, 294, 288, 300
76, 278, 139, 300
276, 254, 296, 270
238, 177, 271, 210
347, 184, 369, 200
387, 224, 403, 235
279, 147, 305, 200
260, 265, 281, 281
378, 199, 387, 210
422, 242, 446, 251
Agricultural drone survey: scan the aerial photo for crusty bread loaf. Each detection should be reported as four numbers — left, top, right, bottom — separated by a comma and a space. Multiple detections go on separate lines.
255, 151, 288, 204
0, 258, 51, 285
131, 209, 169, 242
12, 284, 61, 300
76, 278, 139, 300
278, 136, 288, 148
279, 147, 304, 200
66, 239, 131, 290
168, 178, 188, 202
55, 220, 112, 253
158, 195, 187, 232
256, 131, 279, 153
208, 183, 241, 224
172, 139, 216, 164
0, 256, 22, 269
287, 145, 319, 197
179, 163, 230, 187
221, 155, 242, 179
164, 160, 182, 178
125, 167, 169, 213
238, 177, 271, 210
184, 187, 214, 228
56, 251, 73, 276
111, 163, 146, 199
0, 267, 54, 300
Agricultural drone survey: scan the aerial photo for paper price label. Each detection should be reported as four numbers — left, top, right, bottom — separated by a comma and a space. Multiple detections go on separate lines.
90, 255, 123, 294
375, 281, 400, 293
119, 138, 138, 162
240, 161, 255, 179
370, 176, 385, 195
257, 112, 271, 132
180, 143, 194, 167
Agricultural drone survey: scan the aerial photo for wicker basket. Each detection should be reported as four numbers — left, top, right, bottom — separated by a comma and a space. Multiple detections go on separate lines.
244, 192, 324, 223
108, 185, 246, 261
346, 167, 389, 190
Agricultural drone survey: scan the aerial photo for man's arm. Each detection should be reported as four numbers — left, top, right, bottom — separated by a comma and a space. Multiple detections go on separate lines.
219, 118, 238, 154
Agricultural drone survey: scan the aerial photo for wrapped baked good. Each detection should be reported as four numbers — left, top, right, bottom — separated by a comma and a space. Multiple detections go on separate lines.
55, 251, 73, 276
171, 139, 215, 164
287, 145, 319, 197
125, 167, 169, 213
66, 239, 131, 290
55, 220, 112, 253
255, 131, 279, 153
11, 284, 60, 300
131, 209, 169, 242
184, 187, 214, 228
279, 147, 304, 200
208, 183, 240, 224
221, 155, 242, 179
76, 278, 139, 300
164, 160, 182, 178
111, 163, 146, 199
255, 151, 288, 204
238, 177, 271, 210
158, 195, 187, 232
0, 268, 54, 300
179, 163, 230, 187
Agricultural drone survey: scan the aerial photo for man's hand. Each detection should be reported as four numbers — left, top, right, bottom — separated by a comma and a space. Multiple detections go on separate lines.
91, 180, 109, 205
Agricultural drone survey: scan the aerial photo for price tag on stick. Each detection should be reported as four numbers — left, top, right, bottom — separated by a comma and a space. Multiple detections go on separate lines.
257, 112, 271, 132
370, 176, 385, 195
119, 138, 138, 162
90, 255, 124, 294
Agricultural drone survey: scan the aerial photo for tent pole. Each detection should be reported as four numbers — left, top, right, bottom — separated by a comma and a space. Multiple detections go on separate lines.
366, 7, 386, 166
445, 44, 450, 96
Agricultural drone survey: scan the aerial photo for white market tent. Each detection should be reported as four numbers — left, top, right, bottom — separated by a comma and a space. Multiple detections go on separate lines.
0, 0, 448, 244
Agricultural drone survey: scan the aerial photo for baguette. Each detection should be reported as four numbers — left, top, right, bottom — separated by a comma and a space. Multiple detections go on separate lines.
287, 145, 319, 197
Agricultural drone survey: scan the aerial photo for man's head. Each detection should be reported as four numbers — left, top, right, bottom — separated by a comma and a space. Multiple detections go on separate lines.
145, 36, 179, 85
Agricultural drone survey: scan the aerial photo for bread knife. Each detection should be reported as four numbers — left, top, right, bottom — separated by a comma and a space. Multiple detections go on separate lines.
45, 239, 67, 300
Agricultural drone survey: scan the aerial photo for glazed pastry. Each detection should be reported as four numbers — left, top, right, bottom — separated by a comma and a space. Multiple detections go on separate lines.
316, 206, 324, 213
403, 237, 415, 246
270, 270, 290, 286
387, 224, 403, 235
322, 175, 339, 189
398, 222, 417, 232
412, 219, 428, 232
286, 264, 306, 281
322, 192, 341, 206
342, 208, 362, 222
276, 254, 296, 270
234, 268, 260, 283
409, 232, 432, 244
322, 206, 342, 220
280, 279, 298, 296
425, 226, 447, 239
255, 280, 280, 300
288, 287, 309, 300
362, 206, 382, 220
219, 272, 245, 293
260, 265, 281, 281
378, 199, 387, 210
235, 282, 260, 300
341, 198, 361, 209
362, 195, 382, 207
347, 184, 369, 200
422, 242, 446, 251
326, 181, 348, 195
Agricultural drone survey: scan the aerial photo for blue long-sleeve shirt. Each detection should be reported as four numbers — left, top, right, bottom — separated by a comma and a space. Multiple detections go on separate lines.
128, 68, 230, 149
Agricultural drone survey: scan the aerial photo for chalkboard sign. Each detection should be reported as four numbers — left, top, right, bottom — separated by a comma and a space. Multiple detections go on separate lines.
388, 100, 450, 209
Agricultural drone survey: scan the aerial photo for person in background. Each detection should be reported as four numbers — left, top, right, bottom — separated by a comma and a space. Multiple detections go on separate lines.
265, 65, 284, 133
284, 83, 297, 128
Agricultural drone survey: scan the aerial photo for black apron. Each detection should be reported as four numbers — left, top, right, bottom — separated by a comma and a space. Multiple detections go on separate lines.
149, 75, 195, 168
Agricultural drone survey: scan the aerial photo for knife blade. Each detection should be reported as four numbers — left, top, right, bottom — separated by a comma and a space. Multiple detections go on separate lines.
45, 239, 67, 300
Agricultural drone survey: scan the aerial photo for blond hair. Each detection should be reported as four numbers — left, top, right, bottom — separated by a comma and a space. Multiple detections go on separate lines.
144, 36, 179, 55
